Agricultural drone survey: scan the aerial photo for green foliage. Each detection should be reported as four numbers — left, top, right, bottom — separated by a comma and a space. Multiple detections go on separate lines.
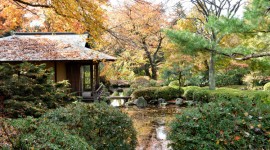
168, 80, 180, 89
206, 15, 249, 34
244, 0, 270, 30
264, 82, 270, 91
42, 102, 137, 150
169, 98, 270, 149
5, 102, 137, 150
183, 86, 203, 101
132, 86, 184, 101
0, 63, 77, 117
216, 69, 247, 86
4, 117, 92, 150
19, 122, 92, 150
183, 86, 270, 103
165, 30, 212, 54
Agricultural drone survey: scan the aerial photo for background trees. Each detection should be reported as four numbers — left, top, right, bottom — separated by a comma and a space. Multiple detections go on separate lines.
166, 0, 270, 89
105, 0, 168, 80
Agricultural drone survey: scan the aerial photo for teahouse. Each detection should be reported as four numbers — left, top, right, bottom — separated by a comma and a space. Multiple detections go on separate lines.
0, 32, 116, 101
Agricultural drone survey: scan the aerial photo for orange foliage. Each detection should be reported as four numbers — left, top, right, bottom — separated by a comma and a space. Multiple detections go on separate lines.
0, 0, 25, 35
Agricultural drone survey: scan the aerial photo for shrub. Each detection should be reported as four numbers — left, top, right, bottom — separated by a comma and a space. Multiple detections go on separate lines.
183, 86, 270, 103
5, 102, 137, 150
183, 86, 202, 101
168, 80, 180, 89
5, 117, 92, 150
41, 102, 137, 150
264, 82, 270, 91
131, 87, 157, 102
169, 98, 270, 149
132, 86, 184, 101
130, 76, 150, 89
243, 71, 265, 89
0, 63, 77, 118
215, 69, 248, 87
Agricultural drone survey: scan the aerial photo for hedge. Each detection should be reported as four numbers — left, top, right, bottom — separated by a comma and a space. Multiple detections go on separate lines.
169, 98, 270, 149
3, 102, 137, 150
183, 86, 270, 103
131, 86, 184, 102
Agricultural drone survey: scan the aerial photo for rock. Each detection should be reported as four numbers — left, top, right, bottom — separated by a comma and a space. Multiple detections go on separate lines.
184, 100, 195, 106
125, 101, 135, 107
149, 99, 158, 105
158, 98, 166, 104
175, 98, 184, 105
134, 96, 148, 108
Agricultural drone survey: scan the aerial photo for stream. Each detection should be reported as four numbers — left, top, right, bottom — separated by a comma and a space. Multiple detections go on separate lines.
120, 105, 182, 150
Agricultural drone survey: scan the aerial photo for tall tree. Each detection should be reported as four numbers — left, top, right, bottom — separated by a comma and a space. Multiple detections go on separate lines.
166, 0, 270, 90
106, 0, 168, 80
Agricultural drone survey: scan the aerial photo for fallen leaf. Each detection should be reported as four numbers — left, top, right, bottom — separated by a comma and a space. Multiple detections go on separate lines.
234, 136, 241, 141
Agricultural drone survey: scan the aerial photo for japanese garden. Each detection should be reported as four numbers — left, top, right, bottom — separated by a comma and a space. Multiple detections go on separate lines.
0, 0, 270, 149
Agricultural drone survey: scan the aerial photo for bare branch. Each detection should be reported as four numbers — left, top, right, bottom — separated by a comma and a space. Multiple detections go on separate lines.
13, 0, 51, 8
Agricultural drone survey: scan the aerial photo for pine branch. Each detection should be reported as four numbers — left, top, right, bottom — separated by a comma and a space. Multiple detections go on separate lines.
204, 48, 270, 60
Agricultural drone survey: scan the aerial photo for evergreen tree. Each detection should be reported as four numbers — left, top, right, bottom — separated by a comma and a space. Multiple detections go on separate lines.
166, 0, 270, 89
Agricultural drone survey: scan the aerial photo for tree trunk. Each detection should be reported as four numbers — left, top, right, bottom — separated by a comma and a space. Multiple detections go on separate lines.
150, 64, 157, 80
144, 64, 151, 78
209, 52, 216, 90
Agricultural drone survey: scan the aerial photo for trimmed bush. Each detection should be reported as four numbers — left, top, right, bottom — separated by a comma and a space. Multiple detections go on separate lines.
183, 86, 202, 101
132, 86, 184, 101
42, 102, 137, 150
5, 102, 137, 150
4, 117, 92, 150
168, 80, 180, 89
183, 86, 270, 103
169, 98, 270, 149
264, 82, 270, 91
131, 87, 157, 101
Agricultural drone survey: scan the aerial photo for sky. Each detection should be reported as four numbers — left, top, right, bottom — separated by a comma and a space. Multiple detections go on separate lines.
109, 0, 246, 18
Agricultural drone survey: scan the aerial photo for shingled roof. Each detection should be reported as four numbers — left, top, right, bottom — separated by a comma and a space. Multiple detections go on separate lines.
0, 32, 116, 61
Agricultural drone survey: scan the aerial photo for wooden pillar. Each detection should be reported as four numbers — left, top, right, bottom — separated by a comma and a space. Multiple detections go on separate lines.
90, 61, 94, 97
54, 61, 57, 82
95, 62, 99, 89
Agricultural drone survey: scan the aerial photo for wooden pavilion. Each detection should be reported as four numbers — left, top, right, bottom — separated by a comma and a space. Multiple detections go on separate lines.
0, 32, 116, 101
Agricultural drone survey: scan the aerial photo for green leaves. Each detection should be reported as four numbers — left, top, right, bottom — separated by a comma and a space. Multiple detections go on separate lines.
206, 15, 250, 34
169, 97, 270, 149
165, 30, 212, 54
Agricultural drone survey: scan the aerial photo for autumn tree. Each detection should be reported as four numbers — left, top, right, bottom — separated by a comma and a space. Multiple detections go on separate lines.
166, 0, 270, 90
0, 0, 25, 36
106, 0, 168, 80
1, 0, 108, 42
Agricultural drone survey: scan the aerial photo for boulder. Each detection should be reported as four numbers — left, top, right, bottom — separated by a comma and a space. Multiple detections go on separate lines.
134, 96, 147, 108
175, 98, 184, 105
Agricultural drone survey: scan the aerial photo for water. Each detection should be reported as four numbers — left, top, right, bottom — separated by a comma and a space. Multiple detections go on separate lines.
110, 99, 125, 107
110, 92, 125, 107
156, 126, 167, 140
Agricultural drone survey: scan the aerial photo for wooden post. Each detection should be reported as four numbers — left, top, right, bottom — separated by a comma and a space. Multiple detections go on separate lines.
90, 61, 95, 99
95, 62, 99, 89
54, 61, 57, 82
